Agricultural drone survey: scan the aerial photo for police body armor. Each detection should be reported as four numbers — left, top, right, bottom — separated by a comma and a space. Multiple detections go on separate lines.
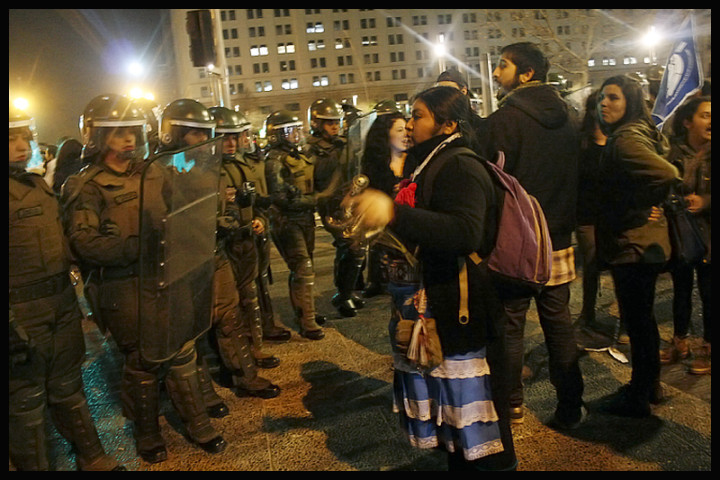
138, 138, 223, 363
10, 171, 119, 471
265, 146, 316, 214
10, 172, 70, 289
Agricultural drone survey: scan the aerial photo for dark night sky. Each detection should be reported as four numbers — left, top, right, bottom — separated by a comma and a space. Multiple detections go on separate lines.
9, 9, 165, 144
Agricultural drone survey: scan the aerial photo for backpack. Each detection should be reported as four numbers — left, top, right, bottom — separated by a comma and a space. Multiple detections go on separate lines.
421, 146, 553, 300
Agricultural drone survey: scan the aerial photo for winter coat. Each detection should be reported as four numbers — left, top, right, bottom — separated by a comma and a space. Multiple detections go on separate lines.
479, 82, 579, 250
595, 118, 680, 266
668, 142, 711, 262
391, 134, 504, 356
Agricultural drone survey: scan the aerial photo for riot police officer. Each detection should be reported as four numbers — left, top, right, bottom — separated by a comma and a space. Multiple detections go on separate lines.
264, 110, 326, 340
238, 118, 293, 344
9, 104, 124, 471
307, 98, 367, 317
62, 94, 226, 464
205, 106, 283, 396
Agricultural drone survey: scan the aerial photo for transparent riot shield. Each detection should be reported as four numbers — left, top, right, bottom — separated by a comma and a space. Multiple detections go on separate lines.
345, 111, 377, 181
138, 138, 222, 363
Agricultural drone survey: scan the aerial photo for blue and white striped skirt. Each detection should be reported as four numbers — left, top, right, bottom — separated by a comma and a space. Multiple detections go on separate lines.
388, 282, 504, 461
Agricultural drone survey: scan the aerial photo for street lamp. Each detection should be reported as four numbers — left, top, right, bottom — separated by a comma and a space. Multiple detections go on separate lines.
127, 61, 145, 77
12, 97, 30, 111
642, 26, 661, 64
433, 37, 447, 74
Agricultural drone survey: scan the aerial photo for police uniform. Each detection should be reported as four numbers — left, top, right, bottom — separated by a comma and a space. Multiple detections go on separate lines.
63, 95, 225, 464
239, 148, 292, 343
307, 132, 368, 317
264, 110, 325, 340
212, 165, 281, 397
9, 169, 121, 471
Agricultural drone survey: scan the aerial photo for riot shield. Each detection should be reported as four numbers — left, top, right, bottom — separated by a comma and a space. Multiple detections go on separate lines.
344, 111, 377, 181
138, 137, 222, 363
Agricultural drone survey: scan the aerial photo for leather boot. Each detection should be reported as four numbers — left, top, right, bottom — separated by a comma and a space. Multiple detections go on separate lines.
256, 271, 291, 342
9, 402, 48, 471
51, 392, 120, 471
165, 344, 225, 454
129, 371, 166, 464
289, 273, 324, 340
660, 335, 690, 365
690, 342, 711, 375
332, 240, 365, 317
195, 353, 229, 418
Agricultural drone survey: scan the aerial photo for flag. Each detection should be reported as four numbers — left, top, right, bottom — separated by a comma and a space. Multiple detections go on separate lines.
651, 14, 704, 128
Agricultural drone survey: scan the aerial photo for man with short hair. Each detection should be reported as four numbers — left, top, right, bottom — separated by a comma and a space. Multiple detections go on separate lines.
479, 42, 585, 430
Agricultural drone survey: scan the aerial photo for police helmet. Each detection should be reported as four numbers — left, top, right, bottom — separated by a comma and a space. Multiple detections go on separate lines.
208, 106, 251, 135
373, 99, 403, 116
158, 99, 215, 151
209, 106, 255, 155
308, 98, 344, 136
9, 104, 43, 171
264, 110, 304, 147
79, 94, 148, 161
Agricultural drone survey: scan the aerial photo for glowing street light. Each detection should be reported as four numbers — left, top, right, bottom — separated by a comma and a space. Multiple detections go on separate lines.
127, 61, 145, 77
642, 26, 662, 64
13, 97, 30, 111
128, 88, 155, 102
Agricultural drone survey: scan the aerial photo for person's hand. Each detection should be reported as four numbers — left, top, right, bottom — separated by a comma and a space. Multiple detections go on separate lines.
685, 194, 704, 213
252, 218, 265, 235
341, 188, 395, 231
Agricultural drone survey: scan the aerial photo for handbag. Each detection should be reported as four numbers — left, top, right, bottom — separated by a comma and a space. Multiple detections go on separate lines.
381, 231, 443, 371
393, 288, 444, 371
664, 190, 707, 266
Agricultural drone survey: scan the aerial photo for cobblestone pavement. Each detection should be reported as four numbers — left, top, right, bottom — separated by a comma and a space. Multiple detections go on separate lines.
15, 228, 710, 471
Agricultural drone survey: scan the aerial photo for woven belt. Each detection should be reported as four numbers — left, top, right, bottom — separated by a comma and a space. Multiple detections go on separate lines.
9, 272, 69, 304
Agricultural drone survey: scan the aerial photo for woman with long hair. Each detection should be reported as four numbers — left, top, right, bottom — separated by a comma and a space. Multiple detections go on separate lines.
595, 75, 680, 417
661, 96, 711, 373
360, 112, 412, 296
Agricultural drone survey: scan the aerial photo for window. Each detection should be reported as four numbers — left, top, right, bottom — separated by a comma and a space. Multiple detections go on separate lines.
250, 45, 268, 56
361, 36, 378, 46
280, 60, 296, 71
281, 78, 298, 90
312, 75, 329, 87
306, 22, 324, 33
276, 42, 295, 54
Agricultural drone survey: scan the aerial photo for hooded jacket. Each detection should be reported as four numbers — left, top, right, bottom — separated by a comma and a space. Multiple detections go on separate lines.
479, 82, 579, 250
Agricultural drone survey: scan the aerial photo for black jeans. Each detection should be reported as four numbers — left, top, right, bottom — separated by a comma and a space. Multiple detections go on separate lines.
503, 283, 584, 414
610, 263, 663, 402
671, 261, 711, 342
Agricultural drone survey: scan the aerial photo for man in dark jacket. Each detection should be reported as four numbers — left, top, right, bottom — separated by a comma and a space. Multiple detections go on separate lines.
478, 42, 585, 430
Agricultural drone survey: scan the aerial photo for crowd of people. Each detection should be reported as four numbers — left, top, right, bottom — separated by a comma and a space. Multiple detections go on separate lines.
9, 41, 710, 471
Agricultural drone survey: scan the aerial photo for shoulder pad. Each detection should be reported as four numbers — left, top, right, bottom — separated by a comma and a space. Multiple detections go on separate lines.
60, 164, 103, 208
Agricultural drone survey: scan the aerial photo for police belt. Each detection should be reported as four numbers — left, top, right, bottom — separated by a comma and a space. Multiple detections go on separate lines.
9, 272, 70, 304
99, 263, 140, 280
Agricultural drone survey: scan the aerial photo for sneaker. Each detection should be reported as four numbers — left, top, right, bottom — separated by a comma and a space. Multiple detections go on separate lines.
660, 335, 690, 365
689, 342, 711, 375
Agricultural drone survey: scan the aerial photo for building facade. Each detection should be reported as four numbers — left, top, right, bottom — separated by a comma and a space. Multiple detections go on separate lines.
168, 9, 711, 127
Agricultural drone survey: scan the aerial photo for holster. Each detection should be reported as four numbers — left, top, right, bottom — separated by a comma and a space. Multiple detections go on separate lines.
82, 271, 106, 335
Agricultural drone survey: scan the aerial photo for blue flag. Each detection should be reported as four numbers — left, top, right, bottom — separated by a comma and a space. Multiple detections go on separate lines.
651, 14, 704, 128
